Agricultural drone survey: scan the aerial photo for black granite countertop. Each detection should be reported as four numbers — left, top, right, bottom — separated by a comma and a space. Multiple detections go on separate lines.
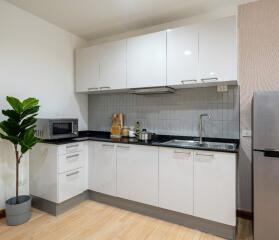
42, 131, 239, 153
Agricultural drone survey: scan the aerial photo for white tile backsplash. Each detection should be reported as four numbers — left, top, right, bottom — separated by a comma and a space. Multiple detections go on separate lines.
88, 86, 240, 139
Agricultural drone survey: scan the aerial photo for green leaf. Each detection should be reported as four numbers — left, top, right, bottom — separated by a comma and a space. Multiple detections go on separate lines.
0, 121, 9, 134
18, 124, 36, 138
20, 115, 37, 129
20, 128, 39, 153
22, 98, 39, 111
0, 120, 20, 137
21, 106, 40, 119
2, 110, 20, 122
6, 96, 23, 113
0, 132, 19, 144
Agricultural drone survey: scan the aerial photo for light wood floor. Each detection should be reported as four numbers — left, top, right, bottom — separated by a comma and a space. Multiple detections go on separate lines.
0, 200, 253, 240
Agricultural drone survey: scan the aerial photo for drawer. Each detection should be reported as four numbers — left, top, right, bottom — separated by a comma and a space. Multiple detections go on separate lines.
58, 152, 84, 173
58, 168, 85, 203
58, 142, 83, 155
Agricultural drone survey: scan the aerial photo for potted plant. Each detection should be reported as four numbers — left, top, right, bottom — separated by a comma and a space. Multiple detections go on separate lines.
0, 96, 40, 226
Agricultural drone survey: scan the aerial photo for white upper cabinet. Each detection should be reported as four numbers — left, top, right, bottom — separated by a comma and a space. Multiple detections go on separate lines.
159, 148, 194, 215
75, 39, 126, 92
194, 151, 236, 226
75, 45, 100, 92
198, 16, 237, 83
75, 16, 237, 92
127, 31, 167, 88
99, 40, 127, 90
167, 25, 199, 86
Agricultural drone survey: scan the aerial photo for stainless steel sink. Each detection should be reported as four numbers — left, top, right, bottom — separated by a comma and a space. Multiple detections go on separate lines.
161, 139, 236, 151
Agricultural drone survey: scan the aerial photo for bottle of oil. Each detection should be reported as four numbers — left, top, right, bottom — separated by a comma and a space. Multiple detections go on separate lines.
134, 121, 141, 139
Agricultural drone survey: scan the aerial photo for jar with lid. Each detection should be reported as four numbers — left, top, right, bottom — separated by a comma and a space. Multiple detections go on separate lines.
121, 126, 130, 137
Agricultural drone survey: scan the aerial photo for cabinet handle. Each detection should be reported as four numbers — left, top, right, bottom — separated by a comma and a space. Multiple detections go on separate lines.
181, 79, 197, 84
196, 153, 214, 157
201, 78, 218, 82
88, 87, 98, 90
117, 145, 130, 149
174, 150, 191, 155
100, 86, 111, 90
66, 154, 79, 159
66, 144, 79, 148
102, 144, 114, 148
66, 170, 79, 177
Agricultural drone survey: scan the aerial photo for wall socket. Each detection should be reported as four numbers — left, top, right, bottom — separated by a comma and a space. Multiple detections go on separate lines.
242, 129, 252, 137
217, 85, 228, 92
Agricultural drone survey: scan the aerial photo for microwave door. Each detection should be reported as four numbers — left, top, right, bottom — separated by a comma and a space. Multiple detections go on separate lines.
52, 122, 74, 139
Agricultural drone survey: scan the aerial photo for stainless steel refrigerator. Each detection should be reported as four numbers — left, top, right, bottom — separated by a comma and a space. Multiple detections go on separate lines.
253, 91, 279, 240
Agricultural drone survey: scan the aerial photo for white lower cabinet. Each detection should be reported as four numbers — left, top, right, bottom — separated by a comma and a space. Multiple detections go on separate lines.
31, 140, 236, 226
89, 142, 117, 196
194, 151, 236, 226
159, 148, 194, 215
30, 141, 88, 204
116, 144, 159, 206
58, 168, 85, 203
86, 142, 236, 226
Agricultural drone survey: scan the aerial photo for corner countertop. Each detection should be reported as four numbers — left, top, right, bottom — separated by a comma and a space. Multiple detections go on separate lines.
42, 131, 239, 153
41, 131, 239, 153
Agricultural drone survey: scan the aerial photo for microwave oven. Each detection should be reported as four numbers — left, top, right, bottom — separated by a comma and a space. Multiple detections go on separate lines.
35, 118, 78, 140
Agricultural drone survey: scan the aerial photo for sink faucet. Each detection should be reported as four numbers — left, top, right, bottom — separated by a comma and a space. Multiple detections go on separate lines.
199, 113, 210, 144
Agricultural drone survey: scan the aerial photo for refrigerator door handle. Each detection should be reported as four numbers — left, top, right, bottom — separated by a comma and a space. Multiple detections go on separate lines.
264, 150, 279, 158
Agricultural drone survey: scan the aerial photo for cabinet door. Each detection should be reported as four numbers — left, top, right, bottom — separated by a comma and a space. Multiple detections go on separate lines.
75, 45, 100, 92
167, 25, 199, 86
127, 31, 166, 88
58, 167, 84, 203
117, 144, 159, 206
89, 142, 117, 196
194, 151, 236, 226
159, 148, 194, 214
198, 16, 237, 83
99, 40, 127, 90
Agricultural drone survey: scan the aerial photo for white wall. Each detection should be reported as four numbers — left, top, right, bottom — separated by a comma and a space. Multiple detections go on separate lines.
0, 0, 87, 209
238, 0, 279, 212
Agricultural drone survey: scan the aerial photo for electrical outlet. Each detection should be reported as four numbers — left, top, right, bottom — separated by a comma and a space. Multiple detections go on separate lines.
217, 85, 228, 92
242, 129, 252, 137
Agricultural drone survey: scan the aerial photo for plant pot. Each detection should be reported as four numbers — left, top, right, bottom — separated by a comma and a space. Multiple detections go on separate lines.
5, 195, 31, 226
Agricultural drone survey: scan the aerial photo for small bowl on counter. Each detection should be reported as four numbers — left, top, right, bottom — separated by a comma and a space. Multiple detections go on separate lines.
128, 127, 136, 138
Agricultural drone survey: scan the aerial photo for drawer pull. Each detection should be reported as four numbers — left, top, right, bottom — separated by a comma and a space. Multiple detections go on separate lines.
66, 154, 79, 159
117, 145, 130, 149
66, 171, 79, 177
181, 79, 197, 84
201, 77, 218, 82
174, 150, 191, 155
196, 153, 214, 157
102, 144, 114, 148
88, 87, 98, 90
100, 86, 111, 90
66, 144, 79, 149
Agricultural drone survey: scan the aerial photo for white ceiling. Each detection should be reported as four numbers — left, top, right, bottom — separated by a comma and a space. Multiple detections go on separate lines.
7, 0, 254, 40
